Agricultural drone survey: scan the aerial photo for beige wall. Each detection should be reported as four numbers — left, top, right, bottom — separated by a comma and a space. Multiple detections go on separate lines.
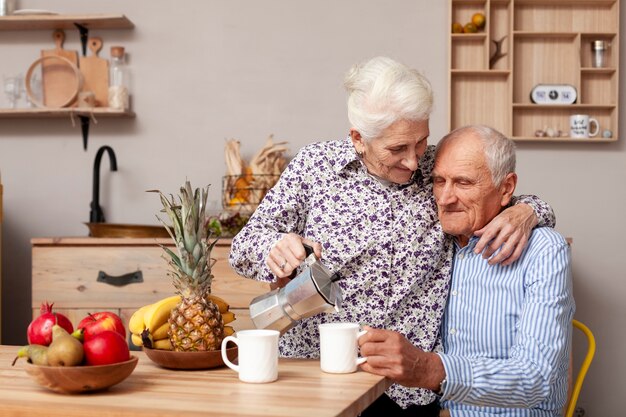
0, 1, 623, 415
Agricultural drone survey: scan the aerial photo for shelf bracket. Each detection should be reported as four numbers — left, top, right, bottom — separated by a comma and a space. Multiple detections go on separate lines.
74, 23, 89, 56
79, 115, 90, 150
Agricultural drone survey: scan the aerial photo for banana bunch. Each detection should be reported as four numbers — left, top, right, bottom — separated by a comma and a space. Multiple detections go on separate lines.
129, 294, 236, 350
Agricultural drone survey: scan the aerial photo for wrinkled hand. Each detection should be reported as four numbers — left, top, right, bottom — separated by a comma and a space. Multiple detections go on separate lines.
266, 233, 322, 283
473, 204, 538, 266
358, 327, 444, 391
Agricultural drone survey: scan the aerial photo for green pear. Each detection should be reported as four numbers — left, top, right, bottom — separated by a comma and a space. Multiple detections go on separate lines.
47, 324, 84, 366
12, 344, 49, 366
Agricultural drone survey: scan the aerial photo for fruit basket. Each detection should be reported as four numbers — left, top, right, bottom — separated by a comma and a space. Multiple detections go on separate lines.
23, 356, 138, 394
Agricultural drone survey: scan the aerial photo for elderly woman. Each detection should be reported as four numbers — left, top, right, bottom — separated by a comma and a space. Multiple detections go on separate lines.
229, 56, 554, 417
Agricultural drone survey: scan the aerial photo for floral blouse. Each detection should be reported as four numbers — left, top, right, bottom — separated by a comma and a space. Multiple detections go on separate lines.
229, 137, 555, 408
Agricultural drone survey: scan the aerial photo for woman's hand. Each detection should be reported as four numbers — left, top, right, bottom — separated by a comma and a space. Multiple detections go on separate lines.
473, 204, 538, 266
266, 233, 322, 283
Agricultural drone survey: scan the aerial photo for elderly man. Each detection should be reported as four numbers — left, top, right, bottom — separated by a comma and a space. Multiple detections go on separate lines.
359, 125, 575, 416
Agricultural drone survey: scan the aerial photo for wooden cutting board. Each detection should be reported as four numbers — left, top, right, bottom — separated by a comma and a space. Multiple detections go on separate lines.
79, 38, 109, 107
41, 30, 79, 107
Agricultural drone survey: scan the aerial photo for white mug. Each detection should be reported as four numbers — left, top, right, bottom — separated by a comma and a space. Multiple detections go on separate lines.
319, 322, 367, 374
221, 329, 279, 383
570, 114, 599, 138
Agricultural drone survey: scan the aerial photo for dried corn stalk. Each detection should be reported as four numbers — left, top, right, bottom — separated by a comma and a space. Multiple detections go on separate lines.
224, 139, 243, 177
223, 134, 288, 211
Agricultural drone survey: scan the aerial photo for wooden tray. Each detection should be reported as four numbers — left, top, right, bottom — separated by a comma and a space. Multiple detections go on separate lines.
143, 345, 237, 370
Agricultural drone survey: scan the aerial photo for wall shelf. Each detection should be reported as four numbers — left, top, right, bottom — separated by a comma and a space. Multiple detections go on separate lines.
448, 0, 620, 143
0, 108, 135, 119
0, 13, 135, 149
0, 14, 133, 31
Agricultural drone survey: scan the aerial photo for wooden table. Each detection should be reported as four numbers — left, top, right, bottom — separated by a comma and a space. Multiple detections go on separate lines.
0, 345, 391, 417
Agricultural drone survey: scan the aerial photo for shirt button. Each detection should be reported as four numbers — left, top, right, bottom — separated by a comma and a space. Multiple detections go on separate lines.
457, 253, 464, 260
451, 290, 458, 296
450, 328, 457, 335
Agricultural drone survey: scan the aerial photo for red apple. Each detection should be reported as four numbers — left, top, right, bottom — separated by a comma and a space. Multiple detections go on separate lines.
77, 311, 126, 341
83, 330, 130, 366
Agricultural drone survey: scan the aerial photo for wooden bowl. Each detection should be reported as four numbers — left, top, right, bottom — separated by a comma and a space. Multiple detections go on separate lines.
24, 356, 138, 394
143, 345, 237, 370
85, 223, 170, 238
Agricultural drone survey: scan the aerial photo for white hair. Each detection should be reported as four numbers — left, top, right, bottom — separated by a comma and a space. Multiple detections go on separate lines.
436, 125, 516, 186
344, 56, 433, 141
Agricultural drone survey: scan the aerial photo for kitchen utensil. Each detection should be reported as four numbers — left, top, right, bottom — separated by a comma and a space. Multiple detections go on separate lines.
41, 30, 79, 107
591, 40, 609, 68
23, 356, 138, 394
248, 244, 343, 335
26, 55, 81, 108
319, 323, 367, 374
79, 37, 109, 107
144, 345, 237, 370
221, 329, 279, 383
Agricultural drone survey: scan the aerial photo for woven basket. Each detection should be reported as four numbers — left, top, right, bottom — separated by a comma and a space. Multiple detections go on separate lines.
222, 174, 279, 213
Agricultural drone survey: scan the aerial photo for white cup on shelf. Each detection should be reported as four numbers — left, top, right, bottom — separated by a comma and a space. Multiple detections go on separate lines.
570, 114, 599, 138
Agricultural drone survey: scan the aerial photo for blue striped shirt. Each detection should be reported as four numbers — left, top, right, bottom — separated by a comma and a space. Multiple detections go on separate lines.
439, 227, 575, 417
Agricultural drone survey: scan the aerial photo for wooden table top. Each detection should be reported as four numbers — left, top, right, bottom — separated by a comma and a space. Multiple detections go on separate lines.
1, 345, 391, 417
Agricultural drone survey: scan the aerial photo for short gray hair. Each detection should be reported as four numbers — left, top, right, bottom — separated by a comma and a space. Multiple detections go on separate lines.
344, 56, 433, 141
435, 125, 516, 186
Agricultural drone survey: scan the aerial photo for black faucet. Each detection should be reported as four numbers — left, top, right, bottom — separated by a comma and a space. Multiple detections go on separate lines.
90, 146, 118, 223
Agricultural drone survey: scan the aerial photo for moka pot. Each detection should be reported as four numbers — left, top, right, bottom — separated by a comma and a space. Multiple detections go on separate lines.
249, 244, 343, 335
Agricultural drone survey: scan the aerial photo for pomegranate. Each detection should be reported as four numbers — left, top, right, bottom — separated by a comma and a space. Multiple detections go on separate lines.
27, 302, 74, 346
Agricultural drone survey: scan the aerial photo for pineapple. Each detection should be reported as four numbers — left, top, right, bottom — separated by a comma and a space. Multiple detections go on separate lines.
152, 181, 224, 351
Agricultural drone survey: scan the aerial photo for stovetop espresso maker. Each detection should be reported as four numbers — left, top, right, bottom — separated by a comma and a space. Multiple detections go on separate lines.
249, 244, 343, 335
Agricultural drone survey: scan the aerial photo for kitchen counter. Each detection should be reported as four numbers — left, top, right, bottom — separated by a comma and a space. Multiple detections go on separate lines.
1, 345, 391, 417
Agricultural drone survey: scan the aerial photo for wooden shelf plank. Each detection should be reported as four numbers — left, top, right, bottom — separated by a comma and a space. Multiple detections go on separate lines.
0, 14, 134, 31
512, 103, 616, 109
513, 136, 617, 143
0, 108, 135, 119
451, 33, 487, 40
513, 31, 578, 38
452, 69, 511, 75
581, 67, 616, 74
515, 0, 615, 5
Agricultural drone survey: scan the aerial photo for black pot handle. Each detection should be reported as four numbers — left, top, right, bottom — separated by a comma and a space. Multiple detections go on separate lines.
97, 270, 143, 287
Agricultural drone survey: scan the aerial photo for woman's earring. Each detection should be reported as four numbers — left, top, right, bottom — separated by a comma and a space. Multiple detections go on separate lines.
356, 149, 363, 158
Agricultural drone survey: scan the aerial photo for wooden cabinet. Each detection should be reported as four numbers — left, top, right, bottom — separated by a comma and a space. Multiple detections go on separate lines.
449, 0, 620, 143
31, 237, 269, 339
0, 14, 135, 121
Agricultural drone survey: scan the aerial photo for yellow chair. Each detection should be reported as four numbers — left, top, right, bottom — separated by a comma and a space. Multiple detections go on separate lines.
565, 319, 596, 417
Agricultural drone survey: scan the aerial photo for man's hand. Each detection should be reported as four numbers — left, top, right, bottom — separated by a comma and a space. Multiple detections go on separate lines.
266, 232, 322, 281
473, 204, 537, 266
358, 327, 445, 391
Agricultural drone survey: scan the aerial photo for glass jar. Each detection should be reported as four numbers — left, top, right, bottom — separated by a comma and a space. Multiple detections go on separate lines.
108, 46, 130, 110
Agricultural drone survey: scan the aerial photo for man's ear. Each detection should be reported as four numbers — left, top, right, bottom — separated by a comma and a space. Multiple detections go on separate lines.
350, 129, 364, 151
500, 172, 517, 207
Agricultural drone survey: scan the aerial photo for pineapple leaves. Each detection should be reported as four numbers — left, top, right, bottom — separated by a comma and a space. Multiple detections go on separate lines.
150, 181, 219, 294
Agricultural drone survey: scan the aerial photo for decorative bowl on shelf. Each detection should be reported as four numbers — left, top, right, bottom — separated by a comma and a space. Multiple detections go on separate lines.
85, 223, 170, 238
23, 356, 138, 394
143, 345, 237, 370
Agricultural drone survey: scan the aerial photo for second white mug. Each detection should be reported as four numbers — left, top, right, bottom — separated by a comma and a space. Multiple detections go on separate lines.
319, 322, 367, 374
570, 114, 599, 138
221, 329, 279, 383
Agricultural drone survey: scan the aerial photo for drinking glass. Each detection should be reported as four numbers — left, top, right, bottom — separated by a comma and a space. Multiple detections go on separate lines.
3, 74, 23, 108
